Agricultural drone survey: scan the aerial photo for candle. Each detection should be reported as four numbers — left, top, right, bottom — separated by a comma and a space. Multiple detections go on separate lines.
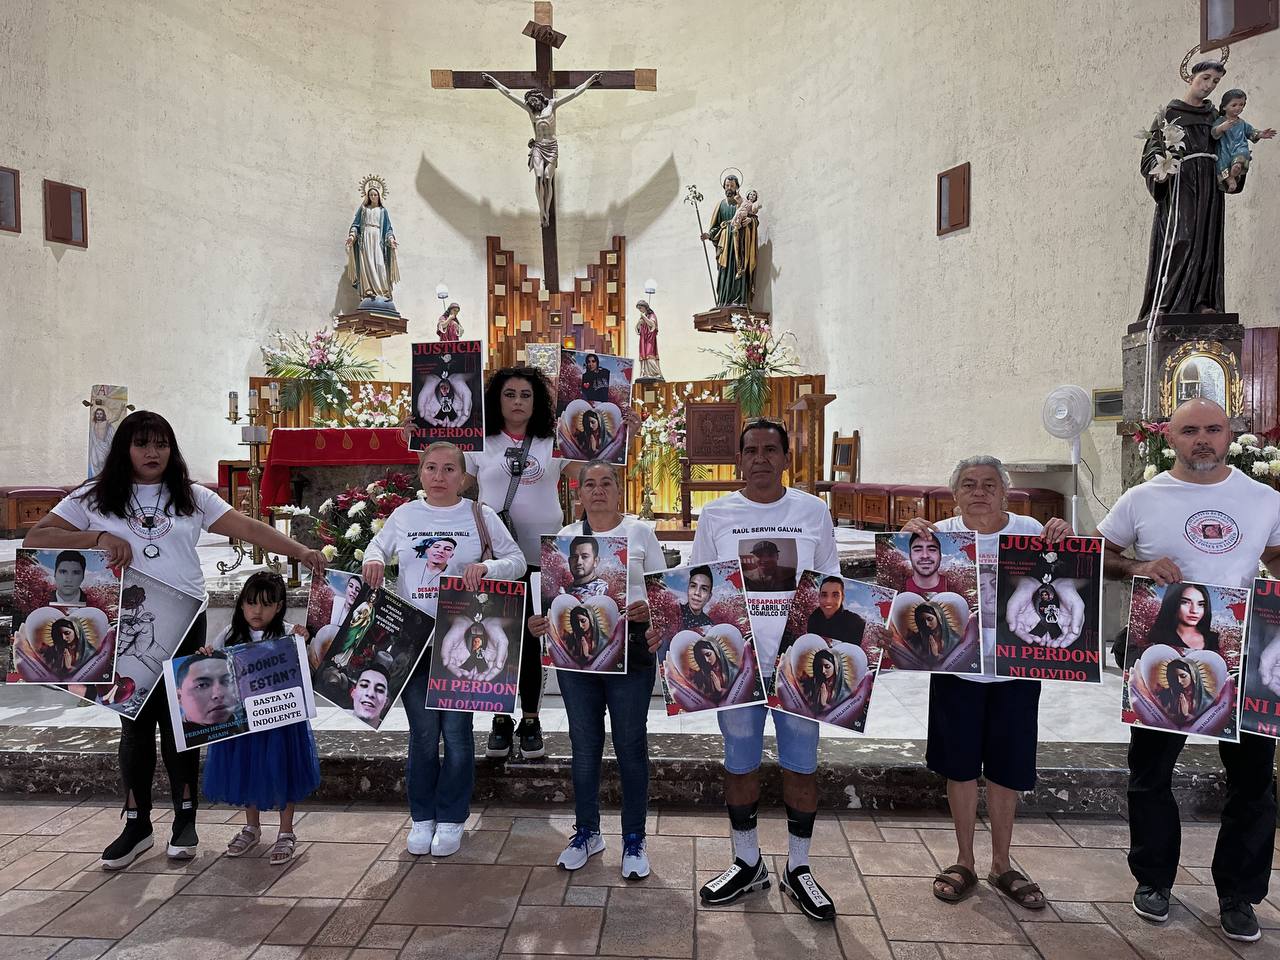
248, 389, 259, 407
268, 382, 279, 405
228, 391, 238, 420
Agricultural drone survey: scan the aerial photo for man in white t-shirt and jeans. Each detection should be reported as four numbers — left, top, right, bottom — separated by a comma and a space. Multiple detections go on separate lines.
651, 419, 840, 921
1099, 398, 1280, 943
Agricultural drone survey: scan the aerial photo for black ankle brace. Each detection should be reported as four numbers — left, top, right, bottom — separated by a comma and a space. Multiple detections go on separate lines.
726, 801, 759, 833
784, 803, 816, 839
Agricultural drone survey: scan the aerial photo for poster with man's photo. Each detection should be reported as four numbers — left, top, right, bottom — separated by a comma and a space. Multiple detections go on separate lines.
305, 570, 363, 671
12, 548, 120, 684
59, 567, 204, 719
409, 339, 484, 451
769, 570, 893, 733
993, 535, 1104, 683
1121, 577, 1247, 743
165, 636, 316, 752
553, 349, 633, 465
424, 576, 525, 713
87, 384, 129, 479
311, 584, 432, 730
539, 535, 629, 673
644, 559, 767, 716
1242, 579, 1280, 739
875, 531, 981, 674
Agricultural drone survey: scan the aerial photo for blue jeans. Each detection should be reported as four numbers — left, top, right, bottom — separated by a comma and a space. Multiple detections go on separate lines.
402, 667, 475, 824
719, 703, 820, 775
559, 650, 655, 836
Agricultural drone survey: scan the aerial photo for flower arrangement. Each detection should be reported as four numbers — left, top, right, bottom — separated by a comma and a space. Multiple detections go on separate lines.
306, 471, 418, 573
700, 314, 799, 417
1139, 115, 1187, 182
1135, 422, 1280, 485
630, 386, 715, 490
261, 326, 378, 420
315, 383, 413, 429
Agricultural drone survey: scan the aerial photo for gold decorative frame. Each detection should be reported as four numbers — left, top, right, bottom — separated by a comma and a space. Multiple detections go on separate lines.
1159, 340, 1243, 417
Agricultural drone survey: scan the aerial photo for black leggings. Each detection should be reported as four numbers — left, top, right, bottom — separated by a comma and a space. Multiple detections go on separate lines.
518, 566, 545, 715
118, 612, 206, 814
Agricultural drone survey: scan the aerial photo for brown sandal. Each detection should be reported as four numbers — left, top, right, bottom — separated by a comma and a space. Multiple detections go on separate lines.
225, 826, 261, 858
933, 863, 979, 903
988, 869, 1046, 910
269, 832, 297, 865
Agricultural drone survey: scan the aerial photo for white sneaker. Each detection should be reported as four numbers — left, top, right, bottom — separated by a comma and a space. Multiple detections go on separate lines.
431, 822, 465, 857
556, 827, 605, 870
621, 833, 650, 880
407, 820, 436, 856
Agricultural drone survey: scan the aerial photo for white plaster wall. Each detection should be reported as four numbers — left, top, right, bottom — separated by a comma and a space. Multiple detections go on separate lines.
2, 0, 1279, 525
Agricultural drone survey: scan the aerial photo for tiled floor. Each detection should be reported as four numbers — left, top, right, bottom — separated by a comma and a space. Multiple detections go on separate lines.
0, 799, 1273, 959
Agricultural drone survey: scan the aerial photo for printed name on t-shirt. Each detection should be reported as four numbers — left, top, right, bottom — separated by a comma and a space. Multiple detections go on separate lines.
731, 526, 804, 535
405, 529, 474, 539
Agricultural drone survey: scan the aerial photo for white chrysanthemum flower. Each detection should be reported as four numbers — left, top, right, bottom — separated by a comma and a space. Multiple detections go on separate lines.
320, 544, 337, 560
348, 501, 367, 517
319, 498, 334, 515
1239, 433, 1260, 447
1162, 448, 1176, 462
1253, 461, 1270, 477
1265, 446, 1279, 459
345, 522, 363, 539
367, 482, 382, 494
1229, 442, 1243, 455
371, 518, 385, 533
1269, 460, 1280, 477
1142, 464, 1158, 482
416, 489, 427, 500
354, 548, 365, 561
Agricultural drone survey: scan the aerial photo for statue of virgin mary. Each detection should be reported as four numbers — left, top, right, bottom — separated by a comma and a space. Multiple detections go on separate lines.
346, 175, 400, 311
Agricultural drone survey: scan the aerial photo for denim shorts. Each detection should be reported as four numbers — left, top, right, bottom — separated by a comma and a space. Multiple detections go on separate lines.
718, 703, 820, 775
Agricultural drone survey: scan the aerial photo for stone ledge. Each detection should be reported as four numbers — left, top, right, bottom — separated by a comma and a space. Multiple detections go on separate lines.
0, 725, 1229, 817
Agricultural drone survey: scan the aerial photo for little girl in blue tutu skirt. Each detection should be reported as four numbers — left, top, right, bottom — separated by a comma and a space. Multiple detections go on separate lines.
201, 571, 321, 864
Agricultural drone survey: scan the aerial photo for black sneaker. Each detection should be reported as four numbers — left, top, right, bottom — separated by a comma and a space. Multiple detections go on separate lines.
487, 715, 514, 759
1132, 884, 1171, 923
781, 862, 836, 921
699, 856, 769, 905
101, 812, 154, 871
517, 717, 545, 759
1220, 896, 1262, 942
168, 812, 199, 860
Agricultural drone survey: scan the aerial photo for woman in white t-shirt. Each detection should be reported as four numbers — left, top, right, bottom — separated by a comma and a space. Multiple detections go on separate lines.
899, 455, 1069, 912
25, 411, 326, 872
527, 459, 666, 881
363, 442, 526, 859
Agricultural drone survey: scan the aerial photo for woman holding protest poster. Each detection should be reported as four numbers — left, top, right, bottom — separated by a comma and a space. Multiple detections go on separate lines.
899, 454, 1069, 911
24, 411, 325, 871
363, 441, 525, 859
528, 459, 666, 880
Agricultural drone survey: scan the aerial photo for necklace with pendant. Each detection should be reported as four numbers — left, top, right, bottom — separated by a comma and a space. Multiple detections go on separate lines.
131, 487, 166, 559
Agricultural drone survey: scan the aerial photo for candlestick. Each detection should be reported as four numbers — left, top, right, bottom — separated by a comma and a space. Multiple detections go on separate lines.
228, 391, 238, 421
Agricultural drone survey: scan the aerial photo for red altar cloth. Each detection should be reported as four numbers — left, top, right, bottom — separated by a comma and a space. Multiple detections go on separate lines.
257, 428, 417, 508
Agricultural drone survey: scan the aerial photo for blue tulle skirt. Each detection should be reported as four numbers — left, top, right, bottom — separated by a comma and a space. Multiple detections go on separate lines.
202, 721, 321, 811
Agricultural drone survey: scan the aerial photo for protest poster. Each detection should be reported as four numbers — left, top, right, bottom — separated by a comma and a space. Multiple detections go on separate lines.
87, 384, 129, 479
60, 567, 204, 719
553, 349, 633, 464
993, 535, 1104, 683
769, 570, 891, 733
12, 547, 120, 684
305, 569, 363, 670
539, 535, 629, 673
409, 340, 484, 451
1121, 577, 1247, 742
644, 559, 766, 716
875, 531, 981, 674
311, 584, 432, 730
424, 576, 526, 713
166, 635, 316, 751
1239, 578, 1280, 739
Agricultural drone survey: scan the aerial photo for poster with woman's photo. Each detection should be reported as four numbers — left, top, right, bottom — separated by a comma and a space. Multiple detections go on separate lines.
409, 339, 484, 451
13, 548, 120, 684
644, 559, 766, 716
993, 535, 1104, 683
424, 576, 525, 713
165, 636, 316, 752
1121, 577, 1247, 742
87, 384, 129, 479
305, 570, 363, 670
59, 567, 205, 719
1242, 579, 1280, 739
875, 531, 981, 673
311, 584, 433, 730
539, 535, 629, 673
553, 349, 633, 464
769, 570, 892, 733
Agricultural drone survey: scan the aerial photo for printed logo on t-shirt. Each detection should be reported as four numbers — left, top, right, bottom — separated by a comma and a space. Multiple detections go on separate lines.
503, 448, 546, 486
1184, 509, 1240, 555
126, 506, 173, 540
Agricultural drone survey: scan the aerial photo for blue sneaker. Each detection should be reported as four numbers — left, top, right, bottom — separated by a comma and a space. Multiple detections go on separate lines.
556, 826, 605, 871
621, 832, 650, 880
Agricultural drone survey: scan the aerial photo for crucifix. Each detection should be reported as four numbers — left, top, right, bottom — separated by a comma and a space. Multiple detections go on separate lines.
432, 0, 656, 293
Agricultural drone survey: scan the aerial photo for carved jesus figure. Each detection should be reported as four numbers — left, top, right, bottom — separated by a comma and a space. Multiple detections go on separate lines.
482, 72, 602, 226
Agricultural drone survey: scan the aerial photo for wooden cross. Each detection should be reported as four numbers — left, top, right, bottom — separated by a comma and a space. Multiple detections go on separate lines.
432, 0, 656, 293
